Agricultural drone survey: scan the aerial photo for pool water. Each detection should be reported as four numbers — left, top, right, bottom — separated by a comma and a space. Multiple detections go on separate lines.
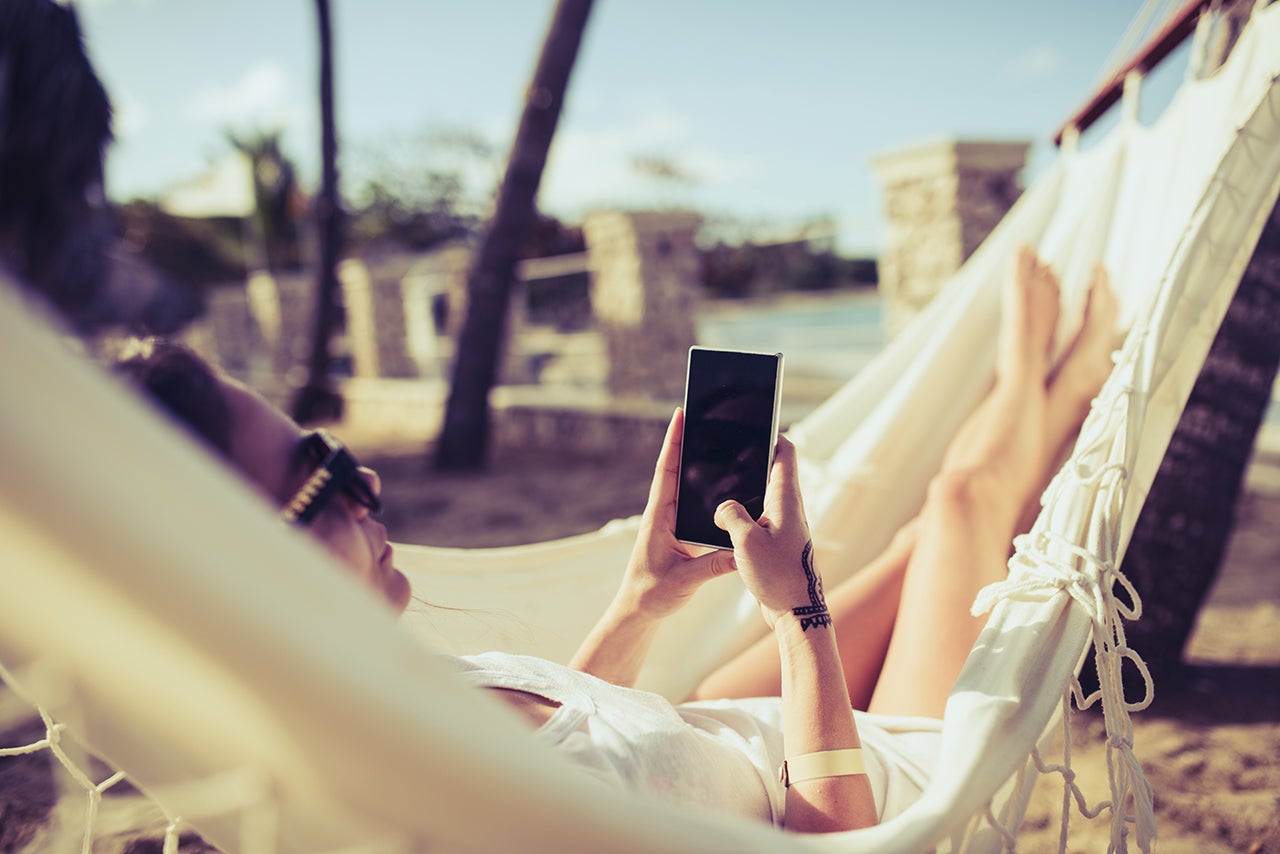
697, 290, 885, 381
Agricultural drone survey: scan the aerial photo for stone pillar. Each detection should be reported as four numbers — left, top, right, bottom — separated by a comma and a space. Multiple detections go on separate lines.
403, 242, 540, 383
400, 244, 472, 378
201, 284, 259, 383
339, 258, 380, 378
400, 265, 445, 378
242, 269, 310, 397
581, 210, 701, 402
872, 138, 1030, 338
416, 243, 475, 340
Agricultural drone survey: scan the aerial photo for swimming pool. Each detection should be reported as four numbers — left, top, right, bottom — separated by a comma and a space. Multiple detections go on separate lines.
696, 289, 885, 381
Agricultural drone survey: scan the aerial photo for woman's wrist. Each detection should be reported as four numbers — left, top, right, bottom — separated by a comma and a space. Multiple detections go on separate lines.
606, 583, 662, 625
771, 608, 836, 649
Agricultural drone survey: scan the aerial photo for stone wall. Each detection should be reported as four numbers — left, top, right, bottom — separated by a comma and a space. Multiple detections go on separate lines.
872, 139, 1030, 338
490, 388, 672, 459
199, 283, 260, 382
581, 210, 701, 403
190, 209, 707, 448
194, 270, 315, 401
340, 252, 428, 380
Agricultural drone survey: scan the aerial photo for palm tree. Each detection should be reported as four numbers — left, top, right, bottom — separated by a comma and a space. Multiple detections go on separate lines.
227, 130, 302, 273
1116, 195, 1280, 692
434, 0, 595, 470
1105, 0, 1280, 694
292, 0, 345, 423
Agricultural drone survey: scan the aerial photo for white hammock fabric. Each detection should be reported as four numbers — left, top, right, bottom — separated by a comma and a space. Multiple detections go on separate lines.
1, 5, 1278, 852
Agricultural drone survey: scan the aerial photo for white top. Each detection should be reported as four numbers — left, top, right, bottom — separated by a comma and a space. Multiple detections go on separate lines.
448, 652, 942, 826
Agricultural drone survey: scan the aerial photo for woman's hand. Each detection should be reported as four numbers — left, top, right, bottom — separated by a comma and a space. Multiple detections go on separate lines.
713, 436, 823, 630
569, 408, 735, 686
715, 436, 877, 833
621, 408, 738, 620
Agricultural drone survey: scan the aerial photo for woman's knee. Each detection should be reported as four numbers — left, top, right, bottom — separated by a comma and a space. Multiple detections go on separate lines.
923, 468, 1022, 538
925, 468, 991, 515
888, 516, 921, 554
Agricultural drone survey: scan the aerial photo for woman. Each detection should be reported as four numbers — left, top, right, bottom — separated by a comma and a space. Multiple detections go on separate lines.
117, 246, 1118, 834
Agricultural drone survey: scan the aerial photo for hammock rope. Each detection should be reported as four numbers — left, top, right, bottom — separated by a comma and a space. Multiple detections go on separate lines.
0, 660, 126, 854
964, 299, 1165, 854
0, 657, 292, 854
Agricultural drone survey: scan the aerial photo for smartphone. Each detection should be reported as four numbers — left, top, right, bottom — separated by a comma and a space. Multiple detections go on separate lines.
674, 347, 784, 550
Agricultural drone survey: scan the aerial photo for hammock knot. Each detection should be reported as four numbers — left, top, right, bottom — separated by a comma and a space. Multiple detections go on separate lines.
1106, 732, 1133, 750
971, 530, 1111, 619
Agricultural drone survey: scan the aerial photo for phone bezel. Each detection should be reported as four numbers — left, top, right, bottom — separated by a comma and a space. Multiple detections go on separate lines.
674, 346, 784, 551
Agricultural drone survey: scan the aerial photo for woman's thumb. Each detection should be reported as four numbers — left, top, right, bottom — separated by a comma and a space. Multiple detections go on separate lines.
714, 500, 753, 540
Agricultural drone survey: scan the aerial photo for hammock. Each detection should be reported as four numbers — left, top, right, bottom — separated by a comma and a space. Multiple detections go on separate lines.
1, 4, 1278, 852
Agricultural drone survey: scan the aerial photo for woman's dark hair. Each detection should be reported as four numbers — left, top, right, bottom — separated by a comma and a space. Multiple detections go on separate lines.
114, 339, 233, 459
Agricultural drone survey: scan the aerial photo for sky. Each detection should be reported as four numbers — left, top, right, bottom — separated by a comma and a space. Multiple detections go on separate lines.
74, 0, 1189, 256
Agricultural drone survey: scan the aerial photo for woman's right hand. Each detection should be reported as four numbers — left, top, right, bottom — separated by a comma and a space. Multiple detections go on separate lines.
713, 436, 826, 630
717, 437, 875, 834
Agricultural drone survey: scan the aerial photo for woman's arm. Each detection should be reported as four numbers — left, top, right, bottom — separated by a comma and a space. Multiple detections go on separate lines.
715, 438, 877, 832
569, 409, 735, 686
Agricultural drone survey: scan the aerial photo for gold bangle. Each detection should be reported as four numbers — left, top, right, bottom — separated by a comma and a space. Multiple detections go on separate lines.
779, 748, 866, 788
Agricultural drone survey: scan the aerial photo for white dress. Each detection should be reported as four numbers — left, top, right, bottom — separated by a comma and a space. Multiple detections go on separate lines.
447, 651, 942, 826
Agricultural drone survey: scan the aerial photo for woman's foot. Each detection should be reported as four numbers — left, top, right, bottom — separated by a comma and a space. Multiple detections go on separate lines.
1049, 263, 1121, 399
939, 246, 1059, 492
1021, 263, 1123, 513
998, 245, 1062, 386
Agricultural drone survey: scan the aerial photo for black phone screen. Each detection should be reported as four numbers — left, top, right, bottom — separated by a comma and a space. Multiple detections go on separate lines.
674, 347, 783, 550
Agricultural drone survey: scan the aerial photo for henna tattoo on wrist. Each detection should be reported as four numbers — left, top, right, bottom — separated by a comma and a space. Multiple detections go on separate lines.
791, 541, 831, 631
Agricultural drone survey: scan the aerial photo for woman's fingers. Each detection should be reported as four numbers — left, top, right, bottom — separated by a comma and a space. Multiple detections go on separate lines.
690, 546, 738, 579
645, 408, 684, 516
714, 499, 754, 540
766, 436, 804, 521
714, 436, 803, 536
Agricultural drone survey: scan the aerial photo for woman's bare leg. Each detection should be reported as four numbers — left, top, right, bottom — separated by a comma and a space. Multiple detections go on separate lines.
692, 251, 1117, 714
1012, 264, 1123, 533
868, 254, 1118, 718
691, 520, 917, 707
696, 249, 1058, 707
1042, 265, 1121, 469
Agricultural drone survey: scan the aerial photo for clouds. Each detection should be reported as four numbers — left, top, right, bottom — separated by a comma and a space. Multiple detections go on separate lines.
539, 105, 758, 216
187, 61, 306, 133
75, 1, 1145, 248
1006, 44, 1064, 80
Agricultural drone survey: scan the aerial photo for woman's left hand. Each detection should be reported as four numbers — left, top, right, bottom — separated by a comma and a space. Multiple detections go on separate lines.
570, 409, 737, 685
620, 408, 737, 620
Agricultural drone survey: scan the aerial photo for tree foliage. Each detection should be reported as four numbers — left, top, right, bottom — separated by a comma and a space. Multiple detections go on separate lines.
345, 127, 499, 251
227, 129, 304, 272
700, 240, 876, 298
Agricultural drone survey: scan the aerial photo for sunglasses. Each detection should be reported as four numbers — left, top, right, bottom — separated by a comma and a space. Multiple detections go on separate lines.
280, 430, 382, 525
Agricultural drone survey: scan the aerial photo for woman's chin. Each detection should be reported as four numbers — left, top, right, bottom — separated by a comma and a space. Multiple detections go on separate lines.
386, 568, 412, 614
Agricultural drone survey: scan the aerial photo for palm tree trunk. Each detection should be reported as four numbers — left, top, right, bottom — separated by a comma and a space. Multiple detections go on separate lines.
1117, 195, 1280, 694
292, 0, 345, 424
434, 0, 594, 470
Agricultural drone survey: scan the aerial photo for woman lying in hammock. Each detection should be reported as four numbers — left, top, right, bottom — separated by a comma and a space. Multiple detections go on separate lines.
116, 246, 1117, 835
